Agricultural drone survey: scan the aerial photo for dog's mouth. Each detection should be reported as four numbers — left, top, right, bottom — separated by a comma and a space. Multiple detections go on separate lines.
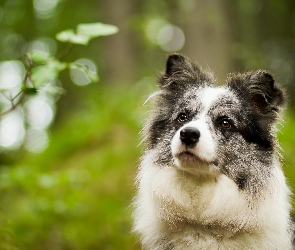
178, 150, 196, 157
175, 150, 205, 164
174, 150, 219, 172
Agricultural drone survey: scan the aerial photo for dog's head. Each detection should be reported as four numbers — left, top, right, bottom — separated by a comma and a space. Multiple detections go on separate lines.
144, 54, 286, 192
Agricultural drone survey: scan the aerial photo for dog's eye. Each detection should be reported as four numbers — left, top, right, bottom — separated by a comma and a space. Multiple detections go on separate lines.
177, 113, 187, 123
220, 119, 231, 129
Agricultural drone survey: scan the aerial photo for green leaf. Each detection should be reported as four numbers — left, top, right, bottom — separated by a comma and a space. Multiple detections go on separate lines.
56, 29, 90, 45
27, 50, 50, 64
31, 59, 67, 87
23, 87, 38, 95
44, 84, 65, 96
56, 23, 118, 45
86, 71, 99, 82
56, 29, 74, 42
77, 22, 119, 38
69, 63, 99, 83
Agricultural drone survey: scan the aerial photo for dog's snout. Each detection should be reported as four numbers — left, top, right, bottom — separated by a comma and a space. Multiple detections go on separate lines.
180, 127, 200, 147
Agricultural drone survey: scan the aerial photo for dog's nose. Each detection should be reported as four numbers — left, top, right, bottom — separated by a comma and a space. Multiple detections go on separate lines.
180, 127, 200, 147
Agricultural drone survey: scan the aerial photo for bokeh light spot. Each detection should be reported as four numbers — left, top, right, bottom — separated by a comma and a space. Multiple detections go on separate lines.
157, 24, 185, 52
145, 19, 168, 44
145, 19, 185, 52
0, 61, 25, 91
0, 112, 25, 149
33, 0, 59, 19
25, 128, 49, 153
25, 96, 55, 129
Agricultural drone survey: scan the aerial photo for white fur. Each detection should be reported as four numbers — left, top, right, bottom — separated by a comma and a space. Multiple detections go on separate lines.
199, 87, 228, 114
133, 150, 293, 249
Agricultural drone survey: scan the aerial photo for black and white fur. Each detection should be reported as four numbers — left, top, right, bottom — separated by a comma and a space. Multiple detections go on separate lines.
133, 54, 294, 249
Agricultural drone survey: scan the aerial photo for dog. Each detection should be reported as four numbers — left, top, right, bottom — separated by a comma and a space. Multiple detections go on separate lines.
133, 53, 294, 249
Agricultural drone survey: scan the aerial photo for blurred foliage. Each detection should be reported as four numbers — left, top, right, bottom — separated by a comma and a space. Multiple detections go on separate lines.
0, 20, 118, 116
0, 0, 295, 249
0, 85, 148, 249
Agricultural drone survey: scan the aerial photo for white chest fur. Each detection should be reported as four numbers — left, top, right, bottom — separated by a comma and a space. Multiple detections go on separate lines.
133, 150, 293, 250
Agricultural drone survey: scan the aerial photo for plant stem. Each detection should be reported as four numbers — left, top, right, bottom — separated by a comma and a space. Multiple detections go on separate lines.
57, 43, 74, 60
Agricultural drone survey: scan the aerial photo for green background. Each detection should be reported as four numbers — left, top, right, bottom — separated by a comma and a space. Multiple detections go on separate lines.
0, 0, 295, 249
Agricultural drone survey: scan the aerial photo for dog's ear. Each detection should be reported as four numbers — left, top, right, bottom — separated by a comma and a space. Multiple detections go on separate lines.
158, 53, 213, 90
227, 70, 286, 119
165, 54, 196, 77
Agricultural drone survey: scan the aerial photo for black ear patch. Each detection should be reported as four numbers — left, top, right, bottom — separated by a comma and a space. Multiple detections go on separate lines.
165, 54, 181, 76
227, 70, 286, 119
165, 54, 197, 77
247, 71, 285, 112
158, 53, 213, 90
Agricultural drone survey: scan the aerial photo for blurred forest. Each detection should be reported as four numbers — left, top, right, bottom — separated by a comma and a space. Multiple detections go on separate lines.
0, 0, 295, 249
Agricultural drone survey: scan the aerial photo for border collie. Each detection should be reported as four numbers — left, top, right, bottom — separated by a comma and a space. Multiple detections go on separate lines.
133, 54, 294, 249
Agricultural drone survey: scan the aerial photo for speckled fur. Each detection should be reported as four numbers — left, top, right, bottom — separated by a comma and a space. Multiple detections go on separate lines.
133, 54, 294, 249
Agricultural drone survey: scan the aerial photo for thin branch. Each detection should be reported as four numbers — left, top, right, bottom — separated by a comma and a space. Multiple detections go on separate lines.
0, 43, 75, 117
0, 92, 25, 117
11, 91, 23, 102
0, 91, 11, 102
0, 64, 33, 117
57, 43, 74, 60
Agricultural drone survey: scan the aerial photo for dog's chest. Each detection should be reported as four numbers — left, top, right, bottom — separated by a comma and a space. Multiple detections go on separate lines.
153, 169, 241, 221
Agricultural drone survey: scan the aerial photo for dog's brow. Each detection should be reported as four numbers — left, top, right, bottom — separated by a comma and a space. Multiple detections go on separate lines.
224, 101, 235, 106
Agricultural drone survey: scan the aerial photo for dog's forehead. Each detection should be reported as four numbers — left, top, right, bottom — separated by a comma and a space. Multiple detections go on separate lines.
180, 86, 235, 112
198, 87, 229, 112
